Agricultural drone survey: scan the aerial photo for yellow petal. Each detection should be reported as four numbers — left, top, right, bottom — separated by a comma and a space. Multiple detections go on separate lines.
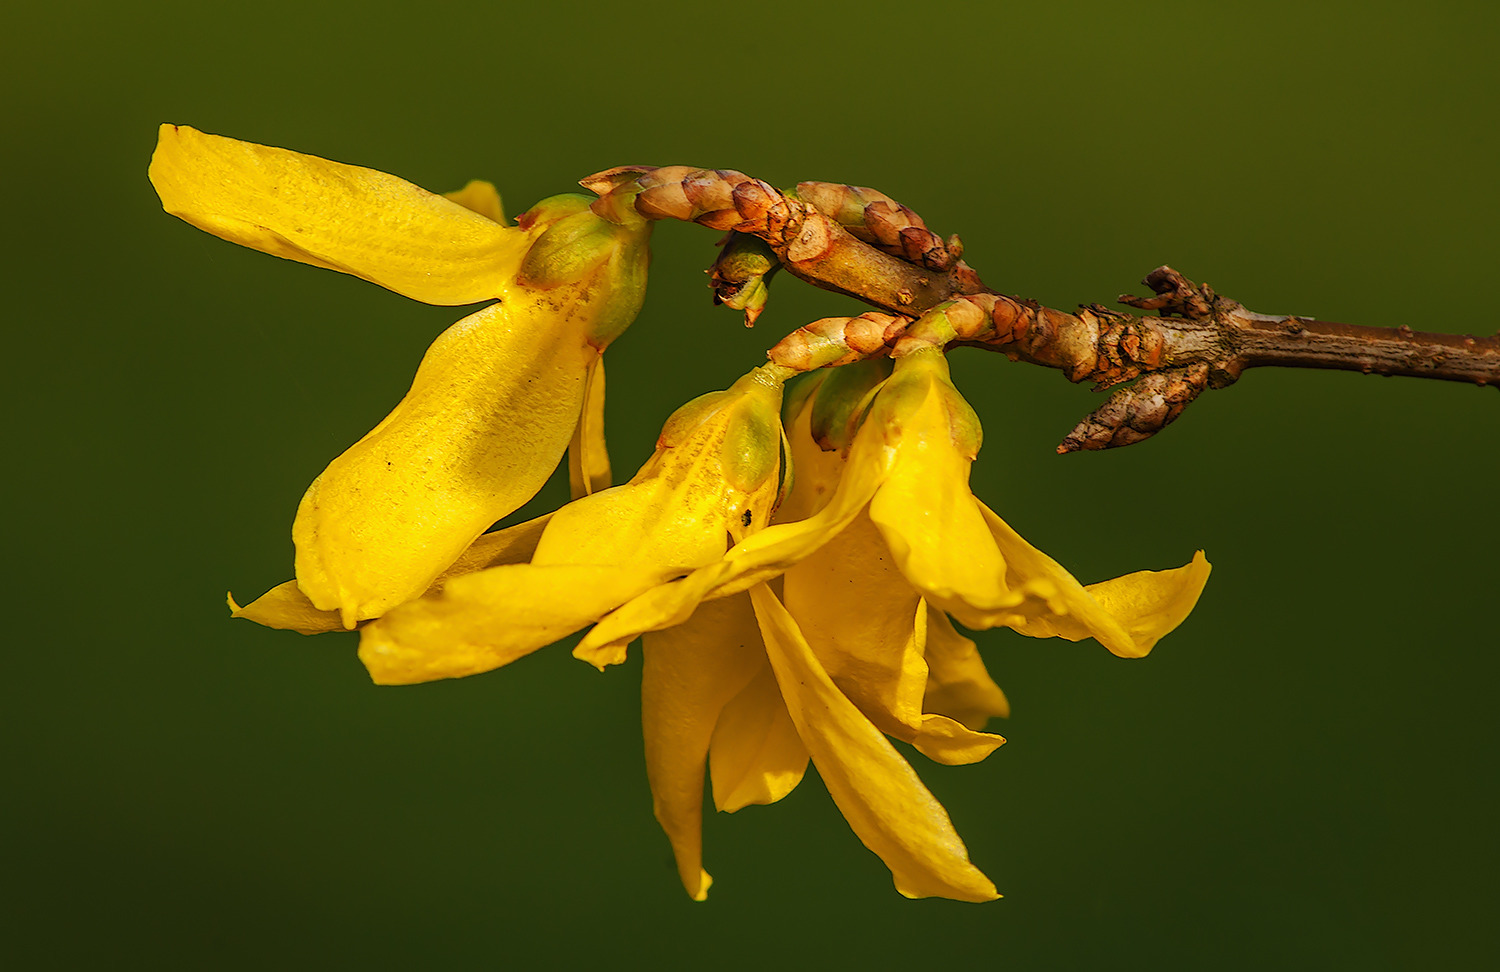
866, 380, 1007, 614
228, 583, 342, 635
991, 532, 1212, 657
443, 179, 505, 224
785, 517, 1004, 766
977, 504, 1139, 656
1082, 550, 1211, 652
231, 514, 553, 635
923, 607, 1011, 728
439, 513, 555, 579
573, 561, 734, 670
531, 479, 724, 575
641, 593, 768, 900
150, 125, 528, 305
357, 564, 668, 685
293, 298, 597, 626
710, 660, 809, 812
567, 356, 612, 499
574, 384, 898, 663
718, 421, 889, 588
749, 584, 998, 902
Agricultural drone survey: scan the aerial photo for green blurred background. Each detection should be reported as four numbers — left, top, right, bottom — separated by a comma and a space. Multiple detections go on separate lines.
7, 0, 1496, 967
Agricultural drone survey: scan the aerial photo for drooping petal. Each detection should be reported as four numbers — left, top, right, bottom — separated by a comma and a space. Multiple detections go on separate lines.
150, 125, 529, 304
573, 561, 734, 670
357, 563, 669, 685
985, 514, 1212, 657
293, 299, 599, 626
641, 593, 767, 901
718, 424, 890, 589
440, 513, 555, 578
976, 504, 1142, 656
228, 584, 343, 635
864, 355, 1010, 617
709, 660, 809, 812
567, 357, 611, 499
923, 608, 1011, 728
784, 515, 1004, 766
231, 514, 555, 635
1082, 550, 1211, 651
543, 363, 786, 571
749, 584, 999, 902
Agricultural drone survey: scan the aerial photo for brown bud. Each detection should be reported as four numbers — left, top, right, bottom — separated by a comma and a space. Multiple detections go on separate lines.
635, 182, 693, 221
1057, 363, 1210, 453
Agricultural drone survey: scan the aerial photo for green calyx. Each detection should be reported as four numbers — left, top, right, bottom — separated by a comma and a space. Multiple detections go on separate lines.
515, 193, 653, 347
809, 358, 893, 451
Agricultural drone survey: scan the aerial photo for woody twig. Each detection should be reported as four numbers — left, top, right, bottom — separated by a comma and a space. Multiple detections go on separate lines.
584, 166, 1500, 452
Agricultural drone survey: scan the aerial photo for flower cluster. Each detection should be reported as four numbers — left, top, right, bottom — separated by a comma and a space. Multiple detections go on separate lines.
152, 127, 1210, 902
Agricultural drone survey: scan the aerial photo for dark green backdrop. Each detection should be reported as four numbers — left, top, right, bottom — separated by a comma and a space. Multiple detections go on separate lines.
7, 1, 1496, 968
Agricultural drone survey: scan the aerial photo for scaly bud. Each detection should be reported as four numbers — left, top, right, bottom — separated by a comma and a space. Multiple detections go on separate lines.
710, 232, 780, 326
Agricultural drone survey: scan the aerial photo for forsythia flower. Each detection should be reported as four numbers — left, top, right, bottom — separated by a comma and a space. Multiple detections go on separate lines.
157, 129, 1212, 904
582, 349, 1210, 658
354, 365, 789, 684
572, 348, 1210, 900
230, 365, 791, 676
150, 126, 651, 627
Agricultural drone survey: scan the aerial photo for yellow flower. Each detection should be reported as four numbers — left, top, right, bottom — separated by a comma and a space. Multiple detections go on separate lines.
625, 363, 1007, 903
150, 126, 651, 627
166, 130, 1211, 903
642, 578, 1005, 903
569, 348, 1209, 901
583, 347, 1211, 658
234, 364, 790, 680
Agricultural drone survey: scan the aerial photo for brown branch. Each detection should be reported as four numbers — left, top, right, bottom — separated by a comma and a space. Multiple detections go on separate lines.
583, 167, 1499, 452
583, 165, 985, 311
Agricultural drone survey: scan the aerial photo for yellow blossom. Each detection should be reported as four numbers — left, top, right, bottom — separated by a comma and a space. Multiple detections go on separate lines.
162, 131, 1212, 904
581, 347, 1210, 658
566, 347, 1209, 902
597, 362, 1009, 902
150, 126, 651, 627
349, 364, 786, 684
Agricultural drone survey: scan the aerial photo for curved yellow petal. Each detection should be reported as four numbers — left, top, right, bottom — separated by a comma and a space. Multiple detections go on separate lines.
749, 585, 998, 902
572, 560, 734, 670
641, 593, 767, 900
977, 504, 1139, 656
718, 421, 889, 587
1082, 550, 1211, 652
784, 516, 1004, 766
293, 299, 598, 626
228, 583, 342, 635
231, 514, 553, 636
923, 608, 1010, 728
989, 534, 1212, 658
567, 357, 611, 499
150, 125, 528, 304
357, 564, 667, 685
443, 179, 505, 224
866, 370, 1008, 614
439, 513, 555, 579
531, 478, 720, 575
710, 660, 809, 812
